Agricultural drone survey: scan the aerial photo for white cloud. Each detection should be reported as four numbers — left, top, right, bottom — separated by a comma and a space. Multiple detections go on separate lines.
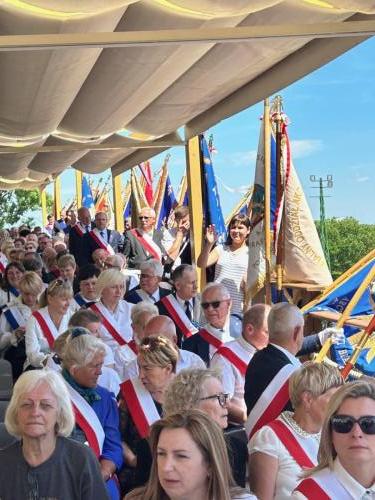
227, 150, 257, 167
290, 139, 323, 159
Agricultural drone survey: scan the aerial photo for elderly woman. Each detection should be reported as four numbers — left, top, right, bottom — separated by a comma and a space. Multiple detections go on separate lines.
0, 271, 44, 379
197, 213, 250, 315
62, 329, 123, 500
119, 335, 178, 494
24, 279, 73, 369
0, 262, 25, 309
125, 411, 255, 500
0, 370, 108, 499
90, 268, 134, 374
248, 361, 343, 500
164, 368, 248, 488
292, 379, 375, 499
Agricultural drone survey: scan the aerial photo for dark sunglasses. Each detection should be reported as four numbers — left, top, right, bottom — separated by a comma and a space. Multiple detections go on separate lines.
199, 393, 229, 408
201, 300, 226, 310
331, 415, 375, 435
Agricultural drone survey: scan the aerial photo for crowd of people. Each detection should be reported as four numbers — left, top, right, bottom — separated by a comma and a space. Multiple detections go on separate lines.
0, 205, 373, 499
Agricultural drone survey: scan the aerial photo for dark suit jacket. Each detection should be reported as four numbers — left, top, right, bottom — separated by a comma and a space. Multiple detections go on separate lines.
83, 229, 121, 264
125, 286, 171, 305
182, 330, 210, 366
69, 224, 93, 268
244, 344, 294, 416
123, 229, 164, 269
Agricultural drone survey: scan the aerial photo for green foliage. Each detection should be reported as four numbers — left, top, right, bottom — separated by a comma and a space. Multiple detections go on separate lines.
0, 189, 53, 229
316, 217, 375, 279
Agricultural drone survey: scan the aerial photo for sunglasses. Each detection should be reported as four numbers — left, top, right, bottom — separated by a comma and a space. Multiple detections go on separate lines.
201, 300, 226, 310
331, 415, 375, 435
199, 393, 229, 408
48, 278, 64, 293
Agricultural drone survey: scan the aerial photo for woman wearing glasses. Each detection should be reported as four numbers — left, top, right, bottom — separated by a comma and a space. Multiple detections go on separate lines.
164, 368, 248, 488
249, 362, 343, 500
197, 214, 250, 315
24, 278, 73, 369
293, 379, 375, 499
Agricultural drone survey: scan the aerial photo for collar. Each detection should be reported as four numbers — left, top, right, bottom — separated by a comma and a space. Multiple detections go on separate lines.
237, 335, 257, 354
176, 295, 192, 308
204, 323, 231, 342
270, 343, 301, 367
333, 458, 375, 499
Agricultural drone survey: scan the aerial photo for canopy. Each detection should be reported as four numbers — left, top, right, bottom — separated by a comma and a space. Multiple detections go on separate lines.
0, 0, 374, 188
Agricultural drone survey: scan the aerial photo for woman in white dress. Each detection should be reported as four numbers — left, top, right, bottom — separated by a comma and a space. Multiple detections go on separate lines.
248, 362, 343, 500
197, 214, 250, 315
293, 379, 375, 500
24, 278, 73, 369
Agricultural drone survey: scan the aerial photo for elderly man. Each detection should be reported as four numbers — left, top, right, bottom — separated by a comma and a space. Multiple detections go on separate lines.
125, 259, 171, 304
156, 264, 201, 346
84, 211, 123, 264
123, 207, 164, 269
183, 282, 233, 366
122, 315, 205, 381
68, 206, 93, 267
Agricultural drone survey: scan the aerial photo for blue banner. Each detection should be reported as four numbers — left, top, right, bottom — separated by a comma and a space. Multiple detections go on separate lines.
81, 176, 94, 210
156, 174, 177, 229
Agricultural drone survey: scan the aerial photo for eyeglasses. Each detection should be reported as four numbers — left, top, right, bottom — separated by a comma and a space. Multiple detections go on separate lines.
140, 273, 157, 279
331, 415, 375, 435
139, 216, 151, 220
201, 300, 226, 310
199, 393, 229, 408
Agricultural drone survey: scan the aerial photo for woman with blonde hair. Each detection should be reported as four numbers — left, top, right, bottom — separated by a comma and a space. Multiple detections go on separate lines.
24, 278, 73, 369
89, 268, 134, 374
249, 361, 343, 499
0, 370, 108, 499
293, 379, 375, 499
125, 410, 255, 500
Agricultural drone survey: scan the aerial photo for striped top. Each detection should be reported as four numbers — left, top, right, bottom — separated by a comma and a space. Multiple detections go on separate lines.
214, 245, 248, 314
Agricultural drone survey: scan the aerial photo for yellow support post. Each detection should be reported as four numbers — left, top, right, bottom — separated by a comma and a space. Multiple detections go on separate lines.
186, 135, 205, 291
75, 170, 83, 208
53, 175, 62, 219
41, 189, 47, 227
112, 174, 124, 233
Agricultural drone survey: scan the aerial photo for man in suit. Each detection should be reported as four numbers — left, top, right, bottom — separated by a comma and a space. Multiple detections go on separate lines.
183, 282, 234, 365
156, 264, 201, 346
123, 207, 164, 269
68, 206, 93, 267
125, 259, 171, 304
83, 211, 123, 264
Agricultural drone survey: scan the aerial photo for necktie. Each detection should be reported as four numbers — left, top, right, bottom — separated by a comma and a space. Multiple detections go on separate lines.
185, 300, 192, 321
100, 231, 105, 239
85, 225, 90, 233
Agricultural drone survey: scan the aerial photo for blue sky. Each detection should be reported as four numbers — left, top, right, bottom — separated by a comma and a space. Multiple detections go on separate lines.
44, 36, 375, 226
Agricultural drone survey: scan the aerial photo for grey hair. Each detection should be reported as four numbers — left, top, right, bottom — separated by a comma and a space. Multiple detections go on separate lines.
268, 303, 304, 343
131, 302, 159, 325
95, 268, 126, 296
62, 329, 106, 369
140, 259, 164, 278
202, 282, 231, 301
5, 370, 75, 438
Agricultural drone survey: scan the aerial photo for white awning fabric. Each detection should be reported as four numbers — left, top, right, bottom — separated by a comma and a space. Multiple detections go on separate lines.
0, 0, 374, 188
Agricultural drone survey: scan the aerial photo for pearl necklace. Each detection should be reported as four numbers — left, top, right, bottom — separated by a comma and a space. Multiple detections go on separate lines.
281, 411, 321, 442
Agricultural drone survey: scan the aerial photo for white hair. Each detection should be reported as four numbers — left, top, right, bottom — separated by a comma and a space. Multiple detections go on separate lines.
140, 259, 164, 278
62, 330, 106, 369
202, 282, 231, 301
95, 268, 126, 296
131, 302, 159, 325
268, 303, 304, 343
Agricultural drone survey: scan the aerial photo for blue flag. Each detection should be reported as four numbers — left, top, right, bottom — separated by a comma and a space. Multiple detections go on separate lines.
123, 197, 132, 219
81, 176, 94, 210
156, 174, 177, 229
201, 136, 226, 240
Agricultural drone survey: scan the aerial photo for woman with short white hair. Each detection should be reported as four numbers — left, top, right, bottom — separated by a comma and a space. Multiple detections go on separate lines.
89, 268, 134, 374
62, 329, 123, 500
249, 361, 343, 500
0, 370, 108, 499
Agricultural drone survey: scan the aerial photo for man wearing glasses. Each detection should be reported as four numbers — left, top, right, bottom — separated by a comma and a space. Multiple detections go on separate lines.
125, 260, 171, 304
183, 282, 234, 366
123, 207, 164, 269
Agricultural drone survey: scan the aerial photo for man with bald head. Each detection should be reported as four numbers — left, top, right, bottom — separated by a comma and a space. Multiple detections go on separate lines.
122, 315, 204, 381
68, 206, 93, 267
123, 207, 165, 269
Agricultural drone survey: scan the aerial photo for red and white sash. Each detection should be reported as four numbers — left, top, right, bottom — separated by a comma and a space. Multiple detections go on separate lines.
295, 468, 352, 499
72, 223, 85, 237
32, 310, 60, 349
90, 302, 137, 354
215, 341, 250, 376
245, 363, 298, 439
160, 295, 198, 339
130, 229, 162, 261
89, 228, 115, 255
65, 383, 105, 458
199, 328, 224, 350
267, 419, 317, 469
120, 378, 160, 439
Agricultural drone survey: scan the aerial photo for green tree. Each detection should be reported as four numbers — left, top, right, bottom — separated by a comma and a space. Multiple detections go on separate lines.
316, 217, 375, 279
0, 189, 53, 229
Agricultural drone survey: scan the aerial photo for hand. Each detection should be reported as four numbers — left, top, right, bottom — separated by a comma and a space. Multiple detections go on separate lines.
14, 327, 25, 340
177, 219, 190, 235
318, 327, 345, 345
205, 225, 218, 245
